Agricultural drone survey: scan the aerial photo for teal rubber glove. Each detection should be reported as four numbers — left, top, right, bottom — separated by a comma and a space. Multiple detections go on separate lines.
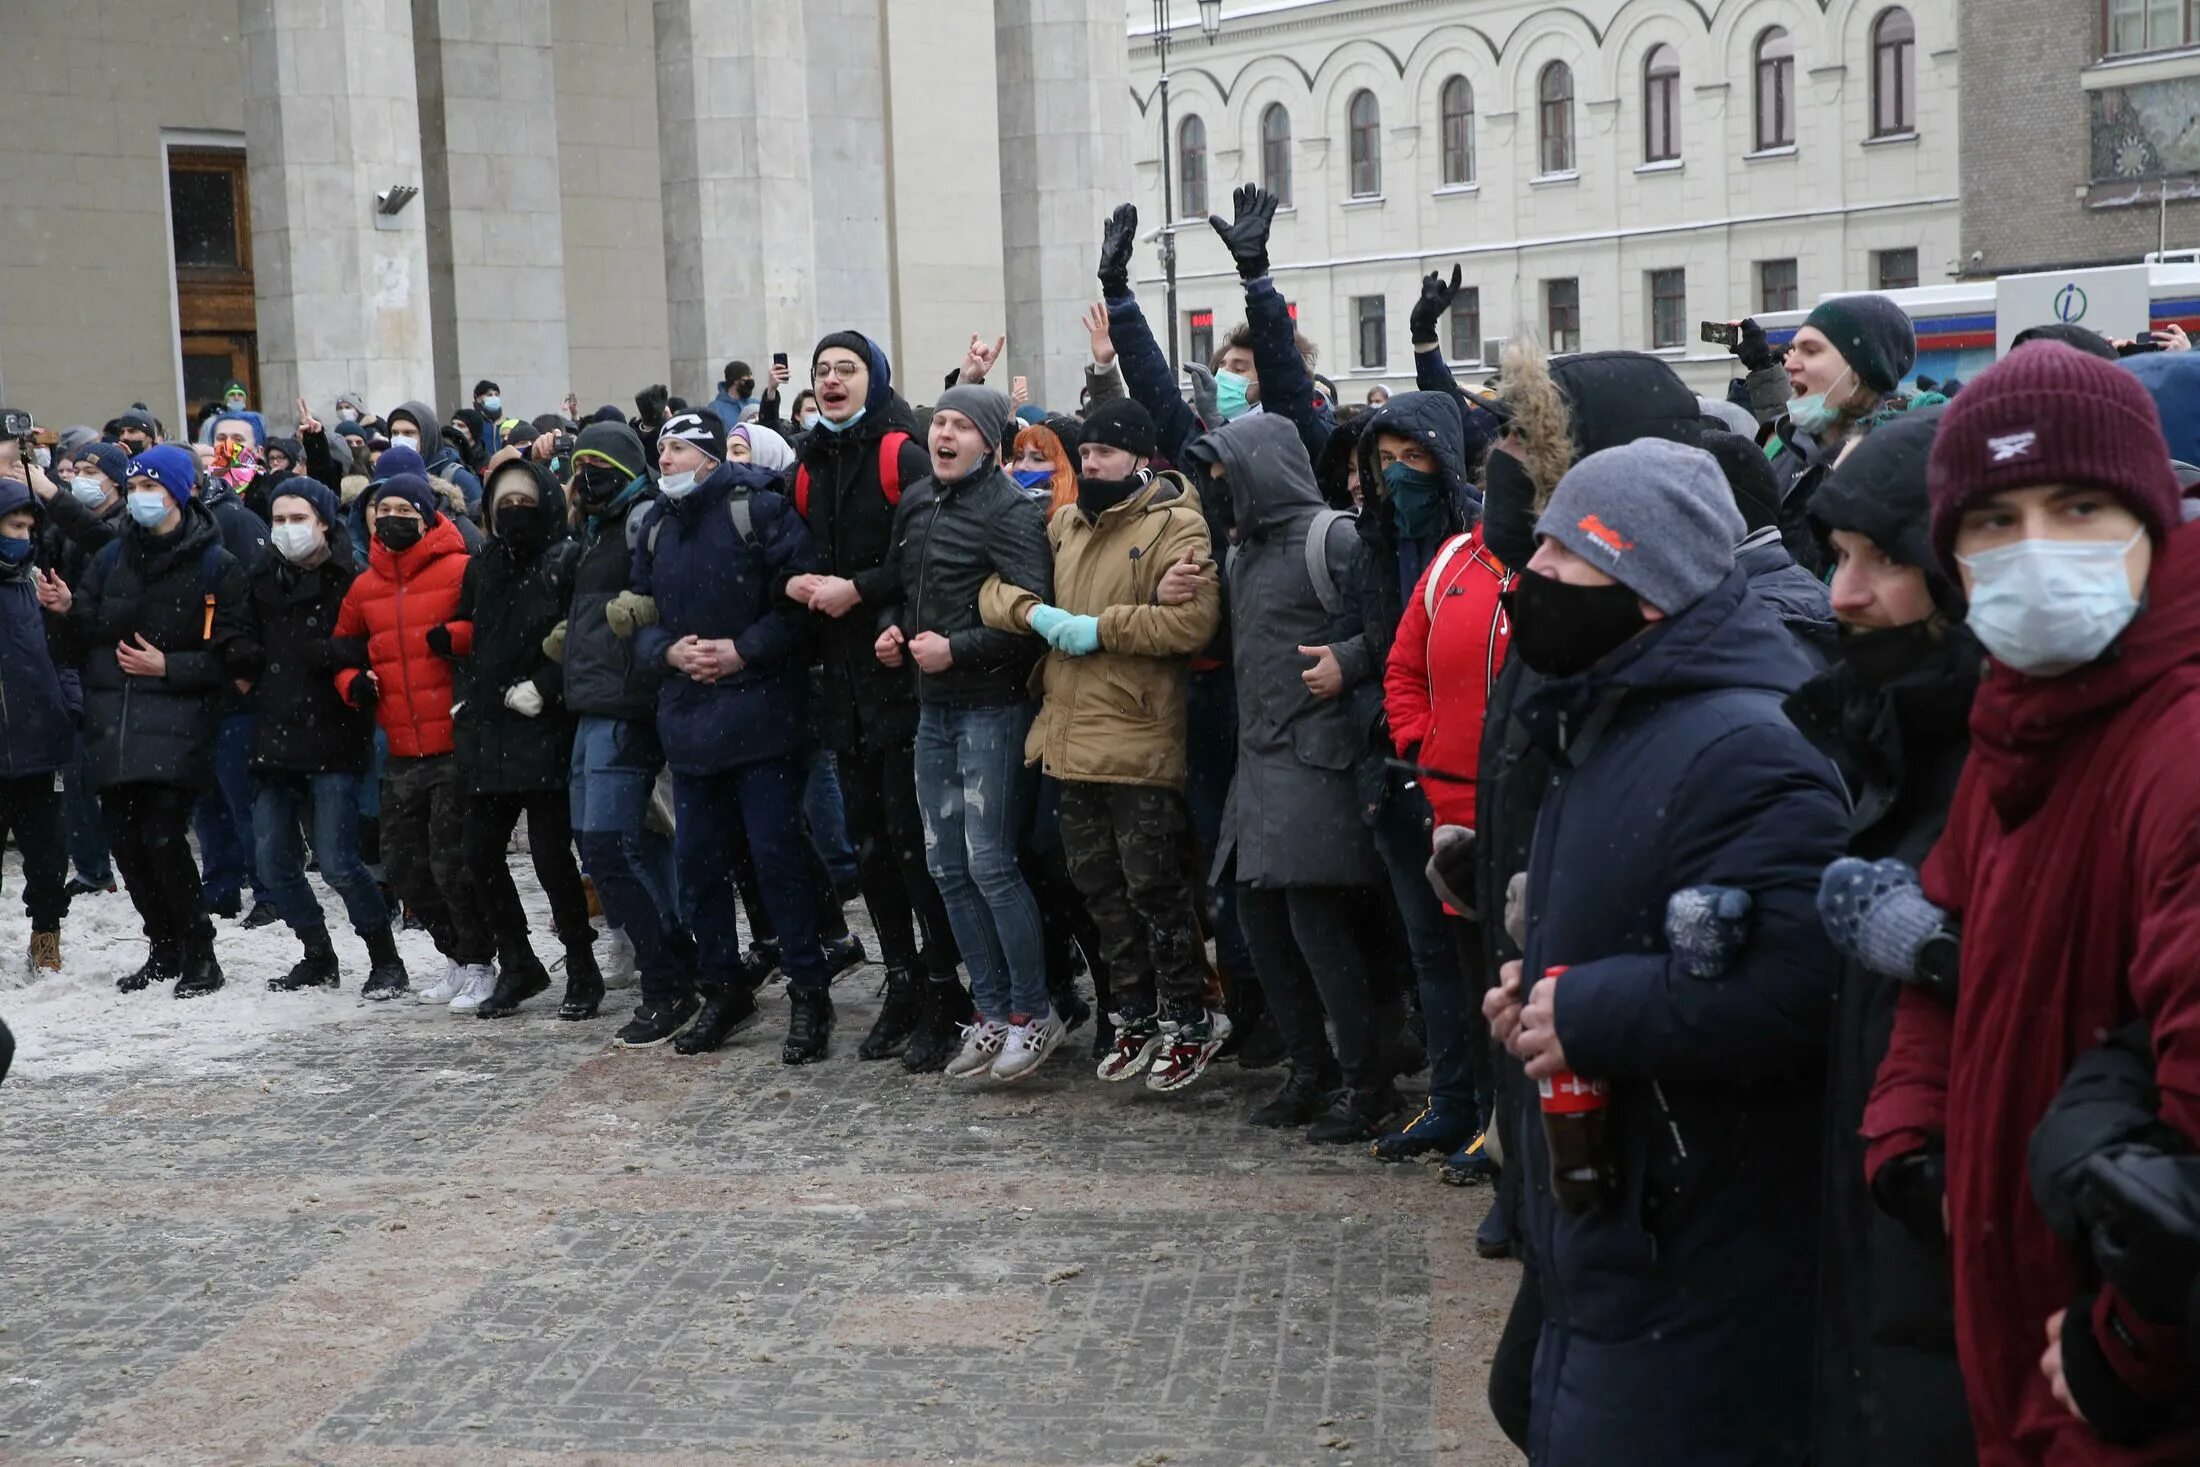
1050, 614, 1103, 657
1027, 604, 1070, 641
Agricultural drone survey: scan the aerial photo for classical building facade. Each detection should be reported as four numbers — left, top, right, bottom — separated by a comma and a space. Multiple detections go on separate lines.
0, 0, 1132, 431
1126, 0, 1959, 396
1961, 1, 2200, 277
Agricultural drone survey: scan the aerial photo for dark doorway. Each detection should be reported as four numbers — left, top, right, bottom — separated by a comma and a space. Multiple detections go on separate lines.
168, 147, 258, 427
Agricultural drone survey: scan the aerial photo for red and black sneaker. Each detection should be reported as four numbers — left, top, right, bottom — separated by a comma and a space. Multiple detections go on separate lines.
1146, 1005, 1232, 1093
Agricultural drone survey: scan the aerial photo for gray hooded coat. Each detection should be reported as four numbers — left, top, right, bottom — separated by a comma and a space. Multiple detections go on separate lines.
1202, 413, 1381, 890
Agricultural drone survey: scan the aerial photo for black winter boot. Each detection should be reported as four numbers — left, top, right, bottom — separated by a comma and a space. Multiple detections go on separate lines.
1306, 1084, 1408, 1145
1250, 1066, 1339, 1129
476, 952, 551, 1018
270, 926, 341, 991
673, 986, 759, 1054
783, 985, 834, 1065
558, 931, 605, 1021
857, 965, 925, 1061
120, 939, 183, 993
359, 925, 409, 999
1045, 942, 1092, 1036
901, 977, 976, 1074
173, 928, 225, 999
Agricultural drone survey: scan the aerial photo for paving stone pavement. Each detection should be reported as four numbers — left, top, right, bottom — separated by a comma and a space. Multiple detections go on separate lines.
0, 970, 1520, 1464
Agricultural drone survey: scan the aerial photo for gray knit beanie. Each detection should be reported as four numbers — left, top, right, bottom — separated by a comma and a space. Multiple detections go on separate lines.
934, 385, 1013, 453
1535, 438, 1743, 615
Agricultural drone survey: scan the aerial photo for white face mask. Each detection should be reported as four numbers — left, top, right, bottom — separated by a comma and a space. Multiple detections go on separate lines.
389, 432, 419, 452
657, 469, 698, 499
1958, 530, 2145, 677
271, 521, 323, 563
71, 476, 107, 509
33, 447, 50, 470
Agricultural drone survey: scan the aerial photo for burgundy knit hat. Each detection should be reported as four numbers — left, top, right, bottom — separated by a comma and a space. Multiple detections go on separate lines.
1927, 341, 2180, 578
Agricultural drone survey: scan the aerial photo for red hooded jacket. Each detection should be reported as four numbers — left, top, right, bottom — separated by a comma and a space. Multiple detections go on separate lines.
331, 516, 472, 758
1383, 527, 1508, 830
1864, 521, 2200, 1466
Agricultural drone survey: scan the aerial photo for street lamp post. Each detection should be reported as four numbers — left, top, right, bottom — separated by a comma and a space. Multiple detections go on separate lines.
1154, 0, 1224, 378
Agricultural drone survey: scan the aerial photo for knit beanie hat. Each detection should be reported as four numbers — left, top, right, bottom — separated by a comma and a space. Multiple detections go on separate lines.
1926, 341, 2180, 578
1812, 407, 1954, 604
1535, 438, 1743, 615
371, 443, 428, 484
656, 409, 725, 464
126, 444, 198, 505
370, 473, 440, 524
1079, 398, 1157, 459
1699, 430, 1782, 535
1803, 294, 1917, 394
934, 386, 1013, 454
81, 441, 131, 490
572, 420, 648, 482
268, 477, 340, 531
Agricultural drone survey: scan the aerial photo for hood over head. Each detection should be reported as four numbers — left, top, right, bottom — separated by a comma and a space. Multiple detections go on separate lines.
1188, 411, 1319, 536
385, 400, 438, 439
482, 455, 567, 544
732, 422, 796, 473
1355, 389, 1482, 523
813, 329, 896, 416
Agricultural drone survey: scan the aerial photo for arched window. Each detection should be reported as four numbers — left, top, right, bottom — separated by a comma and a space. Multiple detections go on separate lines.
1754, 27, 1795, 151
1538, 62, 1575, 175
1348, 89, 1382, 197
1260, 103, 1293, 206
1177, 114, 1207, 218
1439, 75, 1475, 186
1643, 44, 1681, 162
1872, 8, 1916, 136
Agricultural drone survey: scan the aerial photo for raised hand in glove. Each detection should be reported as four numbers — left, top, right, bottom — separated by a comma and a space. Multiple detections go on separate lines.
1424, 824, 1477, 916
503, 680, 544, 718
1665, 885, 1755, 979
1208, 183, 1278, 282
1818, 858, 1947, 983
1733, 318, 1780, 373
1047, 614, 1102, 657
1410, 264, 1464, 347
1098, 203, 1139, 298
604, 591, 659, 639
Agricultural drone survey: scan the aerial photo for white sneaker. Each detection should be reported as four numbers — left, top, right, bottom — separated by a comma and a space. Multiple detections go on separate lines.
944, 1019, 1012, 1079
416, 958, 462, 1004
448, 963, 497, 1012
992, 1010, 1066, 1083
601, 927, 638, 990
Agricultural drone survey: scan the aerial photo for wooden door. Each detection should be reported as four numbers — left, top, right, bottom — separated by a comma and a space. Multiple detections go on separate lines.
168, 148, 259, 423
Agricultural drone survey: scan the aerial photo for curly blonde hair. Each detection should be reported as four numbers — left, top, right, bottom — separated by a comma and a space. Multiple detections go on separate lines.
1493, 334, 1575, 509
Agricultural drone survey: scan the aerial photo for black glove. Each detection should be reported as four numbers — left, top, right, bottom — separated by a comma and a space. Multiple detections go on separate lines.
424, 624, 455, 659
344, 671, 379, 711
1871, 1145, 1947, 1248
1098, 203, 1138, 298
634, 384, 670, 428
1734, 318, 1780, 373
1410, 264, 1463, 346
2075, 1152, 2200, 1327
1208, 183, 1277, 282
2056, 1287, 2194, 1447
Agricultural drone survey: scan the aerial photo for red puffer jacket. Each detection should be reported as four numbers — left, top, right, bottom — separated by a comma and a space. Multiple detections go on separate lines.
1383, 527, 1509, 830
1865, 520, 2200, 1467
331, 516, 473, 758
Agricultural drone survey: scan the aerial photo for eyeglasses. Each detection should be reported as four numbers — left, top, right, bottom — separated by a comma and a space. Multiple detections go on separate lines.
814, 360, 865, 381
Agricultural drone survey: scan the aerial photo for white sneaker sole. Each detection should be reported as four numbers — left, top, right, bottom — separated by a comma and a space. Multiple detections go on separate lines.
1096, 1033, 1163, 1083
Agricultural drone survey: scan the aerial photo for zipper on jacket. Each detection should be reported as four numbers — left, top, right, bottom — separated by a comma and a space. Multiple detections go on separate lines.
393, 570, 425, 751
912, 483, 943, 698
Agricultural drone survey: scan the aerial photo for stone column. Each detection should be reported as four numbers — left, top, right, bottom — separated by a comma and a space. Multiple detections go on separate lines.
242, 0, 437, 425
414, 0, 572, 419
652, 0, 816, 399
993, 0, 1133, 412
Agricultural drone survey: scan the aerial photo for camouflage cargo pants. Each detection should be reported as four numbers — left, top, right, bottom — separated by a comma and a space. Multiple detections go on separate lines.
1056, 780, 1206, 1015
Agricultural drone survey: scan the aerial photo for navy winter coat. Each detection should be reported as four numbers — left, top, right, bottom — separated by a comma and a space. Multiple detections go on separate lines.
1514, 568, 1849, 1467
631, 460, 821, 777
0, 529, 80, 779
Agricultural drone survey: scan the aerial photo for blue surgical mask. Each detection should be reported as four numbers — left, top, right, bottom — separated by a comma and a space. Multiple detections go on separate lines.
71, 476, 107, 509
657, 469, 699, 499
1957, 530, 2145, 677
1011, 467, 1054, 491
480, 396, 501, 415
1788, 369, 1854, 437
127, 489, 173, 527
0, 536, 32, 566
814, 406, 867, 435
799, 412, 821, 431
1214, 369, 1251, 422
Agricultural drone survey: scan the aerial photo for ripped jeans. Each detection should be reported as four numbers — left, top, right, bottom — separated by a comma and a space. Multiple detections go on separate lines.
914, 701, 1048, 1023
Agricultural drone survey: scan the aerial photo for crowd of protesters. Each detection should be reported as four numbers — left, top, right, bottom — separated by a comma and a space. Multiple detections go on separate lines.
0, 182, 2196, 1463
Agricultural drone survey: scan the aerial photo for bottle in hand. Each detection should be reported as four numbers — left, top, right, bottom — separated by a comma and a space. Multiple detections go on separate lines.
1536, 966, 1622, 1212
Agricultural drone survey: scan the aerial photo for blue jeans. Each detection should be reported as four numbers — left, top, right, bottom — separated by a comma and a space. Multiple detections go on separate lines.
673, 754, 827, 995
253, 772, 388, 937
194, 713, 266, 905
1372, 776, 1481, 1113
804, 749, 860, 890
63, 733, 112, 884
572, 717, 684, 1004
916, 702, 1047, 1023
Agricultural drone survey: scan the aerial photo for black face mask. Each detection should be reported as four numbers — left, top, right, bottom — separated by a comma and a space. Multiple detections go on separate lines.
376, 516, 424, 553
1077, 470, 1145, 522
576, 467, 627, 509
496, 504, 547, 556
1500, 565, 1647, 678
1836, 617, 1944, 690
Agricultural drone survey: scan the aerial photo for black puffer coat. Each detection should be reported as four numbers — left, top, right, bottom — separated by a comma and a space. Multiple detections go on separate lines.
563, 475, 662, 723
65, 500, 249, 791
882, 462, 1052, 710
233, 534, 374, 776
449, 458, 577, 792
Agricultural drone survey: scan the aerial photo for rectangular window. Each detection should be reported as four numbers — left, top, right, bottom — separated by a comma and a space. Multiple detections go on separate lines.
1449, 286, 1483, 362
1544, 278, 1580, 354
1648, 269, 1687, 349
1645, 72, 1680, 163
1188, 310, 1215, 369
1355, 295, 1388, 369
2107, 0, 2189, 53
1759, 258, 1800, 314
1875, 248, 1920, 291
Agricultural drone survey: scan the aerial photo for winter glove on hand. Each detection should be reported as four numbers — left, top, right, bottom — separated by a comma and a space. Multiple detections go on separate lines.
344, 671, 379, 712
1097, 203, 1138, 298
1424, 824, 1477, 916
1410, 264, 1464, 346
1818, 858, 1947, 981
604, 591, 658, 639
2073, 1153, 2200, 1328
1026, 604, 1071, 642
2054, 1286, 2190, 1447
503, 680, 544, 718
541, 619, 567, 664
1871, 1144, 1947, 1248
1665, 885, 1755, 979
1183, 363, 1221, 430
1048, 614, 1102, 657
1734, 318, 1779, 372
424, 624, 455, 660
1504, 871, 1529, 951
1209, 183, 1278, 282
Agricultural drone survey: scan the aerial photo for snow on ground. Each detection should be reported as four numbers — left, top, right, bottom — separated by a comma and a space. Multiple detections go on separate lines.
0, 845, 618, 1081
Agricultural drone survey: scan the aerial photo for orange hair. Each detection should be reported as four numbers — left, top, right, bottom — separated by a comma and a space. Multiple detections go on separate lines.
1012, 423, 1079, 516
